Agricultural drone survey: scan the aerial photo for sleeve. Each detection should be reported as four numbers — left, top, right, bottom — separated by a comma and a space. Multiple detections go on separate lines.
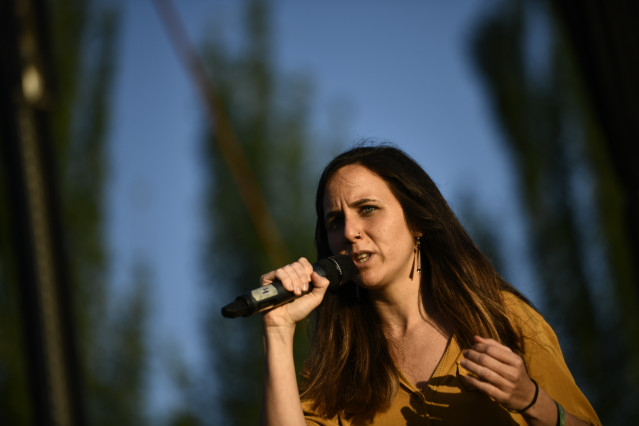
505, 293, 602, 426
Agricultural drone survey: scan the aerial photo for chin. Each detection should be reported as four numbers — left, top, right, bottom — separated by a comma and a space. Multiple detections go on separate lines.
356, 274, 382, 290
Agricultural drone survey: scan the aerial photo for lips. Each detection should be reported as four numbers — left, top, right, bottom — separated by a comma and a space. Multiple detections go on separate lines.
352, 252, 371, 264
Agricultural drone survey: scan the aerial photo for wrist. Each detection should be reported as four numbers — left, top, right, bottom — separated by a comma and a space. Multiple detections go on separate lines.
263, 321, 296, 345
519, 386, 561, 426
518, 379, 539, 413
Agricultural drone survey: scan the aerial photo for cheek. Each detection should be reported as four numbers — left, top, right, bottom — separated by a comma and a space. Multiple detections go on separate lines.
327, 232, 344, 254
384, 222, 414, 252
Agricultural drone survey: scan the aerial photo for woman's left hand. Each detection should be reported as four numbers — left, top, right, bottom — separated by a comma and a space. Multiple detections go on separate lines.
460, 335, 537, 412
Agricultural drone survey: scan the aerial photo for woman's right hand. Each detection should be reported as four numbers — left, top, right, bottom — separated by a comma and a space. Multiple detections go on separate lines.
261, 258, 328, 426
260, 257, 331, 329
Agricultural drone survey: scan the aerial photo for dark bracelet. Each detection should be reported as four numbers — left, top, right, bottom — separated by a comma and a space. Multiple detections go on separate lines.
517, 378, 539, 413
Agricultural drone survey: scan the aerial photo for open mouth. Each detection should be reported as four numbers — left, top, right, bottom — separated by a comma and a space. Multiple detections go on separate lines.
352, 252, 371, 264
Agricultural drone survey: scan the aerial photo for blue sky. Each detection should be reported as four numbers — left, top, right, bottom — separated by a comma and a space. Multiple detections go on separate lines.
107, 0, 534, 417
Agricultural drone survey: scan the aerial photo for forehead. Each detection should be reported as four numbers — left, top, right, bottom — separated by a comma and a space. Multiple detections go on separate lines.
323, 164, 395, 208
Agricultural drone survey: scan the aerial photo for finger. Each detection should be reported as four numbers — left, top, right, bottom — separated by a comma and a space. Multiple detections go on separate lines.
296, 257, 333, 294
460, 354, 514, 391
288, 260, 312, 294
309, 270, 330, 291
280, 262, 312, 295
297, 257, 315, 290
464, 346, 525, 384
461, 373, 509, 402
471, 338, 529, 386
470, 339, 521, 368
464, 346, 517, 371
260, 259, 311, 295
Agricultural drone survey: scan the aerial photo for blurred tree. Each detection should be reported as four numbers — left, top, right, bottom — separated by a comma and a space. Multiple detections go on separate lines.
552, 0, 639, 279
469, 0, 639, 424
166, 0, 344, 424
455, 192, 507, 277
0, 0, 150, 424
88, 261, 150, 425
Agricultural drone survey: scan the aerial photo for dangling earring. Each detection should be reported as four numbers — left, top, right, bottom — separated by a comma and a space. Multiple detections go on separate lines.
410, 236, 422, 279
416, 237, 422, 274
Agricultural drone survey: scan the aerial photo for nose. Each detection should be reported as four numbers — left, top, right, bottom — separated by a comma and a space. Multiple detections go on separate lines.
344, 216, 361, 243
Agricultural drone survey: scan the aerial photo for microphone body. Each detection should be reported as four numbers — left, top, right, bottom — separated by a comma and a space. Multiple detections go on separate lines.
221, 255, 356, 318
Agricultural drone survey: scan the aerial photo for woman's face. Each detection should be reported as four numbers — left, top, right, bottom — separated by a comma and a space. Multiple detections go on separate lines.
323, 164, 418, 291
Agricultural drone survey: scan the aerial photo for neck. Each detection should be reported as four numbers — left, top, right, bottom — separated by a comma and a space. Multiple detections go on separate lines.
368, 274, 451, 342
369, 274, 426, 334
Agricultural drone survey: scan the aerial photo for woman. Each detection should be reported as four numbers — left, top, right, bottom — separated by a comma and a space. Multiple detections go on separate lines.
260, 145, 600, 425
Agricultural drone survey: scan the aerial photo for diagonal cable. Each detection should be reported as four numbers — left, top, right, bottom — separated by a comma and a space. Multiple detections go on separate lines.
151, 0, 290, 267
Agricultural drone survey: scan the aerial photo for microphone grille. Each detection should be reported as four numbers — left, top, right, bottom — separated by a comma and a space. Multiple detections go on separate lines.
315, 255, 357, 288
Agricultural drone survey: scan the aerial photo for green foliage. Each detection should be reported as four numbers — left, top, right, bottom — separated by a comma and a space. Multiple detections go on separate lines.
87, 262, 150, 425
469, 0, 639, 423
0, 0, 150, 424
191, 0, 343, 424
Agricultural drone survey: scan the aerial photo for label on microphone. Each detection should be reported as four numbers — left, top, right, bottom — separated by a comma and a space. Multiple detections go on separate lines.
251, 285, 278, 301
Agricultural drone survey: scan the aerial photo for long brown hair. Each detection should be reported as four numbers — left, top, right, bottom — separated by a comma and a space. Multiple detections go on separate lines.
300, 143, 532, 418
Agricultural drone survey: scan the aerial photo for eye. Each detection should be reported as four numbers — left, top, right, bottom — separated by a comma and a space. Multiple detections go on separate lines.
360, 205, 377, 215
325, 215, 344, 231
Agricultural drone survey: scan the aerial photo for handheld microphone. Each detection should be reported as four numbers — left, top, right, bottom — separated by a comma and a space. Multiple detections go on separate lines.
221, 255, 357, 318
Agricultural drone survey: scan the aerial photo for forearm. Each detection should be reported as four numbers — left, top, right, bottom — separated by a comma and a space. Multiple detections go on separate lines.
261, 325, 306, 426
259, 260, 331, 426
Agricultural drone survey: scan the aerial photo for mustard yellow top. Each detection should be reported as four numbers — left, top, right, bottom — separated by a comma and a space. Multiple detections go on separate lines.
302, 292, 601, 425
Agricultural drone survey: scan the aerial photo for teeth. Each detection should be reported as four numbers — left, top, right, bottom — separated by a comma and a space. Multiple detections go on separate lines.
354, 253, 370, 262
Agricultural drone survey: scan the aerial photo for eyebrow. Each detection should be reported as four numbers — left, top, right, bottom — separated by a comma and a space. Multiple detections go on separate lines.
324, 198, 378, 222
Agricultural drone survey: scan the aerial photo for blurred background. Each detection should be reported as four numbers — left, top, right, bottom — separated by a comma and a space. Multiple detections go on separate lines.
1, 0, 638, 425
